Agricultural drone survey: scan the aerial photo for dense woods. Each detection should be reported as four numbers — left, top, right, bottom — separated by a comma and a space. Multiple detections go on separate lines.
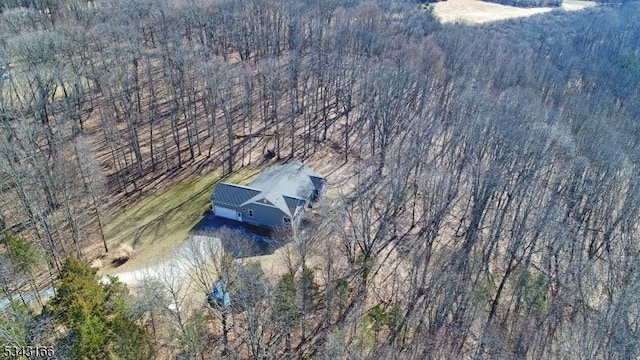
1, 0, 640, 358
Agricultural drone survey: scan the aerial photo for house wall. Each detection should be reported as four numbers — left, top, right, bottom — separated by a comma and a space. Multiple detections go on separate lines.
212, 200, 291, 230
240, 203, 289, 229
292, 207, 304, 228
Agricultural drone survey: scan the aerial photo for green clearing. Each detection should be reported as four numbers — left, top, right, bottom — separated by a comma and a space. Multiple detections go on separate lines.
102, 166, 263, 271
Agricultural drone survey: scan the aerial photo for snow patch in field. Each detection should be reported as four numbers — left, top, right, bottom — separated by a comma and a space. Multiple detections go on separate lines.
433, 0, 597, 24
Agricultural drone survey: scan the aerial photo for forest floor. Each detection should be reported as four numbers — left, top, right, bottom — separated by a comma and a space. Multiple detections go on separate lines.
433, 0, 597, 24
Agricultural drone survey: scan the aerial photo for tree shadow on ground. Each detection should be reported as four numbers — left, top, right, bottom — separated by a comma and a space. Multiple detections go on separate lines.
126, 174, 220, 249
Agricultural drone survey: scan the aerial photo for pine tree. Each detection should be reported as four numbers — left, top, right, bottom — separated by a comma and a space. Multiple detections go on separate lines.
45, 257, 155, 360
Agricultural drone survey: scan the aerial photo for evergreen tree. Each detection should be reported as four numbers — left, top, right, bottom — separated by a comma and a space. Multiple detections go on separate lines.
4, 233, 45, 306
45, 257, 155, 360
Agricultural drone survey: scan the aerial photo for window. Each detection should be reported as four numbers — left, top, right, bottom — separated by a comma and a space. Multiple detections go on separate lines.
248, 209, 254, 217
283, 217, 291, 224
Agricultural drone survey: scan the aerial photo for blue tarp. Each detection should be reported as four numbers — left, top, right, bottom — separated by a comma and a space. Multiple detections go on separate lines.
212, 282, 231, 308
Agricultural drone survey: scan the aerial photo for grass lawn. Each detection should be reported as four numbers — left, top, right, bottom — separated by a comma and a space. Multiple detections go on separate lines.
101, 166, 263, 273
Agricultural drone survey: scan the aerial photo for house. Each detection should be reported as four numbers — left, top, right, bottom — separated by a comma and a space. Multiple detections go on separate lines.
210, 161, 326, 230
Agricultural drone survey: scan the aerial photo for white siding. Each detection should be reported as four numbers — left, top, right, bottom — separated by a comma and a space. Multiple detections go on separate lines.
214, 206, 237, 220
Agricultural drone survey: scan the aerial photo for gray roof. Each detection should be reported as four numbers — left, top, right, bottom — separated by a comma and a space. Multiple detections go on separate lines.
283, 196, 307, 213
212, 161, 325, 217
212, 183, 261, 207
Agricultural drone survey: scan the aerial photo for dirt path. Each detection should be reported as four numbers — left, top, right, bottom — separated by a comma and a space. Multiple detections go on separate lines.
433, 0, 597, 24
